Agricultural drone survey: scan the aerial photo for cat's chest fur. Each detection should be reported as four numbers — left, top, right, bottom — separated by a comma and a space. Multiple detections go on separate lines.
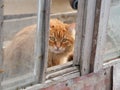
48, 49, 73, 67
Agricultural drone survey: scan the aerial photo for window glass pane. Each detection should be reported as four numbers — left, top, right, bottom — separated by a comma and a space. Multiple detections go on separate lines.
51, 0, 75, 14
48, 0, 77, 68
4, 0, 37, 15
2, 0, 37, 88
104, 0, 120, 62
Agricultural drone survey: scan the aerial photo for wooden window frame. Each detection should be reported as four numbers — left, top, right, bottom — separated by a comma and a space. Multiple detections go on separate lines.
73, 0, 97, 75
1, 0, 118, 89
24, 0, 112, 89
34, 0, 50, 83
0, 0, 4, 90
90, 0, 111, 72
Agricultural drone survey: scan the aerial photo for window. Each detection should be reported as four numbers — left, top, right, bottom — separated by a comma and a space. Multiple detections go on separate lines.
103, 0, 120, 89
0, 0, 80, 89
104, 0, 120, 62
0, 0, 117, 90
1, 0, 37, 90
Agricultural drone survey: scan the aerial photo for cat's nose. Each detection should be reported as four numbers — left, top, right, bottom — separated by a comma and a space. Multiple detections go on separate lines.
56, 42, 61, 49
55, 46, 60, 50
55, 46, 60, 51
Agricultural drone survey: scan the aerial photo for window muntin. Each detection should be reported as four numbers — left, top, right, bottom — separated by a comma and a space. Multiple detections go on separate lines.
104, 0, 120, 62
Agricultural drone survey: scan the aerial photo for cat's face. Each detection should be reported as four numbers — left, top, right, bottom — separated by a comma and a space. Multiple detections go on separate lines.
49, 19, 74, 54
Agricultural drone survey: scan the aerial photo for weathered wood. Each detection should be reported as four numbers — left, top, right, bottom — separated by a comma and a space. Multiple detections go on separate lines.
73, 0, 86, 74
90, 0, 102, 72
2, 53, 117, 90
46, 66, 78, 79
0, 0, 3, 89
24, 72, 80, 90
79, 0, 97, 75
113, 63, 120, 90
73, 0, 97, 75
47, 61, 73, 74
1, 0, 114, 89
34, 0, 50, 83
103, 58, 120, 69
90, 0, 111, 72
24, 67, 112, 90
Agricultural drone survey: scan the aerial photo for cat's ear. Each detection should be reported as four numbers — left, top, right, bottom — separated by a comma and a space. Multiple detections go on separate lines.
65, 23, 76, 39
49, 23, 55, 31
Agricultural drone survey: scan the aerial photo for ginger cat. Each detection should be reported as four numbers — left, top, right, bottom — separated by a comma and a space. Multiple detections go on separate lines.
48, 19, 75, 67
3, 19, 75, 78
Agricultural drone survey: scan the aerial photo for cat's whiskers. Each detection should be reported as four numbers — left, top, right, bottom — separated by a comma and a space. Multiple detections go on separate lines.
49, 45, 65, 54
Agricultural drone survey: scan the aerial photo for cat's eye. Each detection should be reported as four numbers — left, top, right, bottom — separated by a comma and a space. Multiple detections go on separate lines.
62, 38, 67, 42
50, 37, 55, 41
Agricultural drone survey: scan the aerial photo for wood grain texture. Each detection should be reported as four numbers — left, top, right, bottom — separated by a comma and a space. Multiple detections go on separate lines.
73, 0, 97, 75
90, 0, 102, 72
25, 67, 112, 90
90, 0, 111, 72
103, 58, 120, 69
113, 63, 120, 90
34, 0, 50, 83
79, 0, 97, 75
73, 0, 86, 75
0, 0, 3, 89
47, 61, 73, 74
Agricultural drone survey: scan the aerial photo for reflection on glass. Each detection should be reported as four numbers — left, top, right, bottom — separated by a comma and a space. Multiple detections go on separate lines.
104, 0, 120, 61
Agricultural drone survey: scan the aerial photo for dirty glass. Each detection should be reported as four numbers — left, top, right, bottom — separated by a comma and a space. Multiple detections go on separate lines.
104, 0, 120, 62
48, 0, 77, 68
2, 0, 37, 89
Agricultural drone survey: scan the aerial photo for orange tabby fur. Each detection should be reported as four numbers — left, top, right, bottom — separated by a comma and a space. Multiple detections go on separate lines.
3, 19, 75, 78
48, 19, 75, 66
